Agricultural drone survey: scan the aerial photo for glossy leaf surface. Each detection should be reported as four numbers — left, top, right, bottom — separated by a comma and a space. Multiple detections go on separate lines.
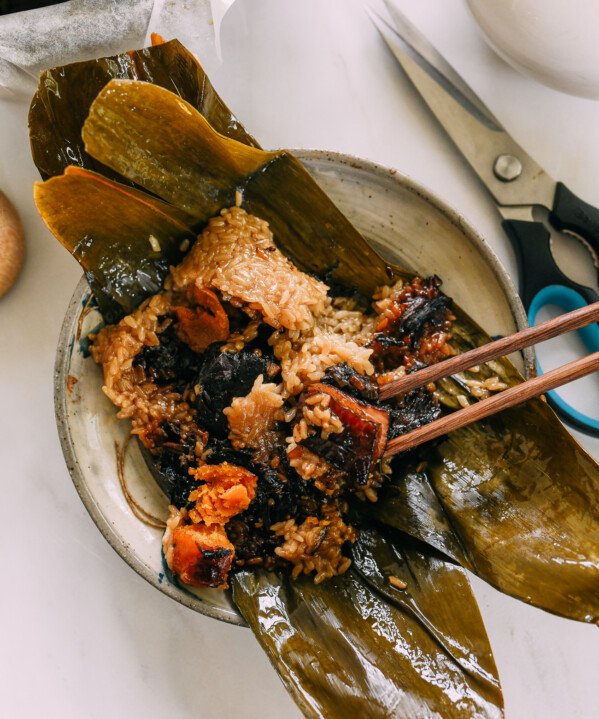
369, 396, 599, 623
33, 166, 195, 320
81, 79, 399, 296
28, 39, 258, 182
233, 527, 503, 719
366, 304, 599, 623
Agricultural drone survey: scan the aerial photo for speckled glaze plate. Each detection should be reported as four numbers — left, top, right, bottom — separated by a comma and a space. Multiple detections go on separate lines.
54, 150, 531, 626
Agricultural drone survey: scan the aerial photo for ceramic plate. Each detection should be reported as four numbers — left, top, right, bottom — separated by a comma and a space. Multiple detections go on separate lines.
54, 150, 531, 626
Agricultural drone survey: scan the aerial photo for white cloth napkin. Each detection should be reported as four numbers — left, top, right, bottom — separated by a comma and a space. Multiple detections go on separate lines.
0, 0, 233, 98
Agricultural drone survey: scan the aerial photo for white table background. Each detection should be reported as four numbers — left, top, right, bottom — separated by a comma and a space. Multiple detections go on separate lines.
1, 1, 598, 717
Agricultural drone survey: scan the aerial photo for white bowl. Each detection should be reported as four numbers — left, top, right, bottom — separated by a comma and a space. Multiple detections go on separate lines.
54, 150, 531, 625
466, 0, 599, 99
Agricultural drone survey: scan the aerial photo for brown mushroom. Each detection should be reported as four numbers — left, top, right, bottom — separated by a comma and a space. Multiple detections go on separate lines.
0, 190, 25, 298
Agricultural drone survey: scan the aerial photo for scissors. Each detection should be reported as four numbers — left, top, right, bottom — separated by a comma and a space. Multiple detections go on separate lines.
370, 0, 599, 435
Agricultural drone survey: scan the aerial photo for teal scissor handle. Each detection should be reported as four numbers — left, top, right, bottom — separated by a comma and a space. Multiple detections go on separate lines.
528, 286, 599, 436
502, 217, 599, 435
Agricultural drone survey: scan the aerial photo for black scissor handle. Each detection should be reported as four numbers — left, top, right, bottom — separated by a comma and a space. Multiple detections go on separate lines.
551, 182, 599, 281
502, 219, 599, 311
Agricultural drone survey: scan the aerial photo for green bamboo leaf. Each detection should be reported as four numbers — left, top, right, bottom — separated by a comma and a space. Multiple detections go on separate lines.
367, 398, 599, 623
81, 79, 401, 295
33, 166, 195, 320
28, 39, 258, 182
232, 527, 503, 719
363, 305, 599, 624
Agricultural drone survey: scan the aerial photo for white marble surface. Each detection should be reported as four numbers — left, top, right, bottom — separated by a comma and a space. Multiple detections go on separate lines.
0, 1, 598, 717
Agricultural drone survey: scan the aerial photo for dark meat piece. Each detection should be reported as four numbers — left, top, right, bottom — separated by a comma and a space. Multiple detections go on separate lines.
143, 422, 198, 507
226, 517, 280, 570
134, 324, 203, 389
374, 276, 451, 345
194, 347, 271, 437
387, 388, 442, 440
368, 333, 404, 349
370, 277, 453, 371
321, 363, 379, 402
227, 454, 321, 565
304, 383, 389, 486
203, 437, 255, 470
243, 465, 318, 528
156, 461, 196, 508
399, 295, 451, 338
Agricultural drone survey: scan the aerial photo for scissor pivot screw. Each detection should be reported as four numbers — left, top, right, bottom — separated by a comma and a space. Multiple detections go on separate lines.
494, 154, 522, 182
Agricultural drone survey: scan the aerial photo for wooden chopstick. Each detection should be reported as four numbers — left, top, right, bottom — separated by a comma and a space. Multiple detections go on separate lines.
383, 351, 599, 457
379, 301, 599, 401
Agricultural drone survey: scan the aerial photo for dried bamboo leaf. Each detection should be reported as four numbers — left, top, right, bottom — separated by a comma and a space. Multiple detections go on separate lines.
365, 307, 599, 624
368, 396, 599, 623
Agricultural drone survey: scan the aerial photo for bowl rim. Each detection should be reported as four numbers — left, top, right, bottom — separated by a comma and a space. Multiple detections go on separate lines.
54, 149, 533, 625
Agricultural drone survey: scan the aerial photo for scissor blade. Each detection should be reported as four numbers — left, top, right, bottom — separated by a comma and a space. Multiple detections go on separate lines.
371, 2, 556, 209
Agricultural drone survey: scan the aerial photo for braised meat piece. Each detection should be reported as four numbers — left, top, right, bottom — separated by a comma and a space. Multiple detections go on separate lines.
387, 388, 442, 440
168, 523, 234, 588
142, 422, 199, 507
203, 437, 255, 469
399, 295, 451, 337
321, 362, 379, 402
133, 323, 203, 388
375, 275, 451, 342
371, 276, 454, 370
303, 383, 389, 485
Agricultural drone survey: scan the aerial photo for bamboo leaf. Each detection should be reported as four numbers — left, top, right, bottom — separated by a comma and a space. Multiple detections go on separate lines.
33, 166, 195, 320
28, 39, 258, 182
367, 396, 599, 623
82, 80, 273, 216
364, 306, 599, 624
81, 79, 400, 295
232, 527, 503, 719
